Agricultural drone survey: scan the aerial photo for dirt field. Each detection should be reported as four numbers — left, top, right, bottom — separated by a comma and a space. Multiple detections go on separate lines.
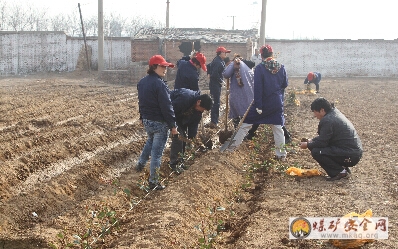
0, 72, 397, 249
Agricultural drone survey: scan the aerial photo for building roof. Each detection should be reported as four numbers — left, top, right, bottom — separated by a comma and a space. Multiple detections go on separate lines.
134, 28, 259, 43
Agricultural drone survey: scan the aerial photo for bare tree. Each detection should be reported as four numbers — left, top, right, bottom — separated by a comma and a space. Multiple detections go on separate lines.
85, 16, 98, 36
50, 14, 70, 33
125, 16, 159, 38
65, 11, 82, 36
105, 13, 126, 37
7, 3, 30, 31
31, 7, 49, 31
0, 1, 165, 37
0, 0, 7, 30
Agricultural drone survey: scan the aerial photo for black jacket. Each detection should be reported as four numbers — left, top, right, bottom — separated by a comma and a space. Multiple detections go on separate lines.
170, 88, 202, 138
308, 108, 363, 157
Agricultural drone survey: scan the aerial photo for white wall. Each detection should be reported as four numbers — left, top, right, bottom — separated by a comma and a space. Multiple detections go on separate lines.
1, 32, 397, 77
0, 31, 132, 75
67, 37, 131, 71
267, 39, 398, 77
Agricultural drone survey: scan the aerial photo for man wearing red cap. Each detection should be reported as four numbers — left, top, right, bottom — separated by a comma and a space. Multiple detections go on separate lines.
207, 46, 231, 129
136, 55, 178, 190
304, 72, 322, 93
174, 52, 207, 91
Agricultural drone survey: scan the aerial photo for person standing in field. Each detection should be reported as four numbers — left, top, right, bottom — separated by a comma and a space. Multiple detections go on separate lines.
250, 48, 262, 67
136, 55, 178, 190
225, 45, 288, 160
222, 54, 254, 129
174, 52, 207, 91
206, 46, 231, 129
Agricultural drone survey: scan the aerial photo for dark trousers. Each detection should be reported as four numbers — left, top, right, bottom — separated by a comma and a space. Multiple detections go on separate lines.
170, 135, 186, 166
246, 124, 291, 143
310, 148, 361, 177
314, 82, 320, 91
170, 123, 197, 165
247, 124, 259, 138
209, 82, 221, 124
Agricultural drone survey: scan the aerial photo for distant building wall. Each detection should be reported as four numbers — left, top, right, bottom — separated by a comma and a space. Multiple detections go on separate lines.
1, 31, 398, 79
0, 31, 67, 75
68, 36, 131, 71
265, 39, 398, 77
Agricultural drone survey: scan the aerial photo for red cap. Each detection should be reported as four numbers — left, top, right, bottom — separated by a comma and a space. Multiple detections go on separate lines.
149, 55, 175, 68
307, 72, 314, 81
216, 46, 231, 53
260, 44, 273, 54
195, 52, 207, 71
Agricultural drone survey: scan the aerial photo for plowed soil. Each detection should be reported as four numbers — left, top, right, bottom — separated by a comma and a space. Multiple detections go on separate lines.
0, 71, 397, 248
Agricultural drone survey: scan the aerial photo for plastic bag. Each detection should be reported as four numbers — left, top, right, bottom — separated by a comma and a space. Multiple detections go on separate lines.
285, 167, 322, 177
331, 209, 374, 249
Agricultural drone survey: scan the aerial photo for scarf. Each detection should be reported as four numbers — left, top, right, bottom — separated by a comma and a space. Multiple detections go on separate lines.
233, 58, 244, 87
262, 57, 281, 74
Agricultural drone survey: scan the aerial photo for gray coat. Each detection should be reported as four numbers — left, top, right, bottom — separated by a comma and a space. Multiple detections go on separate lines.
222, 61, 254, 118
308, 108, 363, 157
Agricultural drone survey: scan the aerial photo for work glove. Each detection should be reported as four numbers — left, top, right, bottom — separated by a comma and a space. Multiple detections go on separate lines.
256, 108, 262, 114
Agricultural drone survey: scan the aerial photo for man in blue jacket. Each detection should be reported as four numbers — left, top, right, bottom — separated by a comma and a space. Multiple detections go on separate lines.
174, 52, 207, 91
207, 46, 231, 129
169, 88, 213, 173
304, 72, 322, 93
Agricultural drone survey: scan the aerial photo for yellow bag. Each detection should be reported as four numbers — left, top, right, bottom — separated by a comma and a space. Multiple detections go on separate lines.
331, 209, 374, 249
285, 167, 322, 177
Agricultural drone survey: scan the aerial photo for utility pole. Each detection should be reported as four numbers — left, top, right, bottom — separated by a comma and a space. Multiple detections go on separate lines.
166, 0, 170, 28
259, 0, 267, 45
98, 0, 104, 71
78, 3, 90, 72
228, 16, 236, 30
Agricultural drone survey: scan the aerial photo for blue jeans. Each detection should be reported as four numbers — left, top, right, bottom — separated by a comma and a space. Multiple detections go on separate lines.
209, 81, 221, 124
137, 119, 170, 184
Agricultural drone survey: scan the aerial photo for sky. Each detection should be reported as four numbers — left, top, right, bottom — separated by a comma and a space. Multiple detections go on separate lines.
11, 0, 398, 40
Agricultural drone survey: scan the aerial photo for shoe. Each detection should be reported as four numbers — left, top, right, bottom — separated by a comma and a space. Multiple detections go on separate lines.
205, 122, 218, 129
244, 133, 256, 141
276, 156, 286, 161
316, 91, 320, 93
148, 182, 166, 190
169, 164, 184, 175
180, 163, 189, 170
135, 162, 145, 172
344, 167, 352, 174
326, 172, 348, 181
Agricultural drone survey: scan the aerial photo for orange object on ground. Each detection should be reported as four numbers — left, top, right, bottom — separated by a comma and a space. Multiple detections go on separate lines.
331, 209, 374, 249
285, 167, 322, 177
